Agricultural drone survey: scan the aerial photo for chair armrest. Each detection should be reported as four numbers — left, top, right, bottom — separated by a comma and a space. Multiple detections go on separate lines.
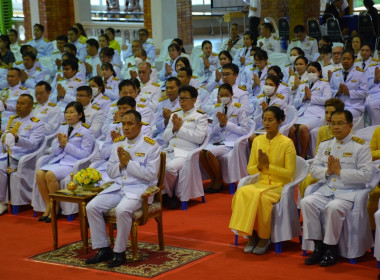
141, 186, 161, 224
185, 133, 210, 161
94, 181, 114, 193
35, 154, 55, 170
237, 174, 260, 189
72, 141, 99, 173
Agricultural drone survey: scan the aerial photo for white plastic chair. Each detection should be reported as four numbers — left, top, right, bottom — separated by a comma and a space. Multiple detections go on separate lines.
373, 197, 380, 265
235, 156, 309, 253
353, 113, 365, 131
9, 136, 47, 214
302, 163, 380, 262
264, 17, 279, 38
190, 45, 203, 80
354, 125, 378, 142
175, 133, 210, 210
154, 38, 173, 73
280, 106, 298, 137
268, 52, 289, 69
32, 140, 98, 217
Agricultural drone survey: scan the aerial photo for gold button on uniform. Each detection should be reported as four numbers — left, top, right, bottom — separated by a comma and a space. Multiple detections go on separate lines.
128, 145, 131, 148
333, 179, 336, 182
173, 144, 176, 147
333, 188, 336, 191
337, 146, 340, 149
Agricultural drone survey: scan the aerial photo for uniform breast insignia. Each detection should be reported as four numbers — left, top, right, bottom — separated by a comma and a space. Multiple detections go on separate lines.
233, 102, 242, 108
141, 121, 149, 126
308, 37, 314, 41
257, 93, 265, 99
343, 152, 353, 157
135, 152, 145, 157
351, 80, 357, 82
74, 78, 82, 82
322, 136, 334, 142
82, 123, 91, 129
144, 92, 152, 95
74, 133, 83, 137
20, 86, 27, 90
186, 118, 196, 122
48, 102, 56, 107
173, 108, 182, 113
113, 136, 125, 143
230, 114, 237, 117
152, 82, 160, 87
324, 147, 331, 155
31, 117, 40, 122
215, 103, 221, 108
15, 61, 23, 65
238, 85, 246, 91
144, 136, 156, 145
159, 96, 168, 102
92, 105, 100, 110
197, 109, 206, 114
137, 104, 146, 108
355, 67, 364, 72
276, 93, 284, 99
320, 78, 328, 82
140, 98, 147, 102
352, 136, 365, 145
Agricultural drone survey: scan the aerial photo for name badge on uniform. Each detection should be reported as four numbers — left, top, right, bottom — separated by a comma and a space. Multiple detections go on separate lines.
74, 133, 83, 137
135, 152, 145, 157
230, 115, 237, 117
324, 147, 331, 155
187, 118, 195, 122
342, 152, 352, 157
145, 92, 152, 94
24, 125, 32, 130
351, 80, 357, 82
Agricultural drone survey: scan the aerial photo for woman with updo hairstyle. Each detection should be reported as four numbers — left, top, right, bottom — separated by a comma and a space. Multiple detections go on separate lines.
36, 101, 94, 223
89, 76, 111, 117
267, 65, 291, 105
174, 56, 201, 88
350, 35, 363, 59
289, 61, 332, 159
101, 62, 120, 101
229, 106, 296, 255
288, 56, 309, 99
98, 37, 122, 70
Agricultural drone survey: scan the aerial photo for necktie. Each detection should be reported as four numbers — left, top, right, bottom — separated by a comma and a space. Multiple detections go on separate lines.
244, 48, 249, 56
68, 126, 74, 137
258, 71, 262, 78
224, 105, 228, 115
343, 71, 349, 82
266, 97, 271, 104
309, 82, 314, 89
362, 62, 366, 70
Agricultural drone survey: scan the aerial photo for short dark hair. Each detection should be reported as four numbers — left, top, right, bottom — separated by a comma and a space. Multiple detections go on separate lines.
222, 63, 239, 75
263, 106, 286, 122
7, 29, 18, 37
89, 76, 105, 94
262, 22, 274, 33
77, 85, 92, 97
19, 93, 34, 105
290, 47, 305, 57
308, 61, 322, 78
134, 48, 147, 58
62, 52, 79, 62
138, 28, 149, 36
117, 96, 136, 108
218, 83, 233, 96
168, 43, 180, 52
175, 57, 191, 69
34, 23, 44, 32
266, 75, 280, 87
295, 56, 308, 65
20, 45, 33, 56
131, 78, 141, 89
254, 49, 268, 61
201, 40, 212, 49
361, 42, 372, 51
178, 66, 192, 77
105, 27, 116, 35
101, 62, 116, 77
56, 34, 68, 42
0, 35, 11, 50
243, 31, 255, 41
68, 27, 79, 34
100, 47, 115, 57
320, 35, 332, 45
22, 51, 36, 61
218, 50, 233, 62
99, 33, 109, 42
64, 43, 77, 55
267, 65, 284, 81
119, 79, 137, 92
342, 49, 355, 60
324, 97, 345, 110
62, 59, 79, 71
166, 77, 181, 87
294, 25, 306, 33
319, 44, 332, 55
9, 67, 21, 77
86, 38, 99, 49
331, 109, 353, 124
124, 110, 142, 123
65, 101, 85, 123
179, 85, 198, 99
35, 81, 52, 92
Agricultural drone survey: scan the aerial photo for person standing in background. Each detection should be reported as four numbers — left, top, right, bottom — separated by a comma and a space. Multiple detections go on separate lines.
244, 0, 261, 42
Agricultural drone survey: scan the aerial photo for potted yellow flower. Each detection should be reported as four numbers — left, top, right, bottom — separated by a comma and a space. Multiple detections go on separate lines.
74, 168, 102, 191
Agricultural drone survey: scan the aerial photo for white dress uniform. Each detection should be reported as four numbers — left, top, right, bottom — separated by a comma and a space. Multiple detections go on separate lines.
294, 79, 332, 129
190, 76, 202, 89
242, 65, 270, 97
91, 92, 111, 118
206, 101, 249, 157
111, 49, 122, 69
354, 57, 378, 90
322, 61, 342, 80
123, 40, 156, 62
366, 83, 380, 125
16, 63, 50, 89
83, 103, 104, 138
140, 80, 162, 112
300, 135, 372, 245
153, 96, 181, 146
10, 42, 22, 62
288, 71, 309, 102
257, 34, 281, 54
159, 56, 181, 82
120, 58, 158, 82
40, 122, 94, 180
233, 46, 253, 68
330, 66, 368, 118
32, 101, 61, 135
0, 114, 45, 202
197, 53, 220, 84
26, 38, 54, 58
104, 76, 120, 101
50, 61, 86, 87
287, 35, 318, 62
50, 75, 85, 112
71, 39, 87, 62
86, 132, 161, 252
253, 92, 288, 129
85, 54, 102, 79
221, 36, 244, 57
162, 107, 208, 197
0, 67, 8, 90
0, 83, 30, 131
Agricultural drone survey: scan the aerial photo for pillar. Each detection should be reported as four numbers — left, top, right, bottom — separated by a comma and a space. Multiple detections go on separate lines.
288, 0, 320, 39
177, 0, 193, 48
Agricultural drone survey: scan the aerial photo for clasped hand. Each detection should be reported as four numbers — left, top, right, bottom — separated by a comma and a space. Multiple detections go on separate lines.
257, 149, 269, 171
216, 111, 227, 127
57, 133, 68, 147
172, 113, 183, 133
326, 155, 341, 176
118, 146, 131, 169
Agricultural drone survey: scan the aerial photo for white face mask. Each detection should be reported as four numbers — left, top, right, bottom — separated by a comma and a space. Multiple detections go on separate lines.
134, 57, 143, 66
307, 72, 319, 83
263, 85, 276, 96
91, 87, 99, 96
220, 97, 231, 105
290, 55, 298, 64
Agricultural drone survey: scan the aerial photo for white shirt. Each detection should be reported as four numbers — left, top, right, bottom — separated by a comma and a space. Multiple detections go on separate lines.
245, 0, 261, 18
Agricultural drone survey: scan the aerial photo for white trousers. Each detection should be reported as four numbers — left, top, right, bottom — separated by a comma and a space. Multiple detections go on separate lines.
374, 208, 380, 260
86, 190, 141, 253
300, 193, 353, 245
0, 157, 18, 203
163, 151, 186, 197
365, 98, 380, 126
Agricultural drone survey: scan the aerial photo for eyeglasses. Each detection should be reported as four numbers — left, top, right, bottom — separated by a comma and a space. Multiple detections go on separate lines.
332, 52, 342, 55
329, 122, 349, 127
221, 72, 233, 77
179, 97, 192, 101
76, 94, 90, 98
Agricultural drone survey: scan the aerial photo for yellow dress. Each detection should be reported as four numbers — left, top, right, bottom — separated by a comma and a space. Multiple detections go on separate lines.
229, 132, 296, 239
78, 35, 88, 45
109, 39, 121, 54
368, 126, 380, 230
299, 125, 333, 197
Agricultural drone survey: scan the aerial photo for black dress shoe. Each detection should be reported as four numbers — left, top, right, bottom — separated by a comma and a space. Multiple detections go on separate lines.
305, 240, 324, 265
38, 215, 48, 222
107, 252, 126, 268
85, 247, 113, 264
319, 245, 338, 267
204, 187, 222, 194
45, 217, 51, 223
168, 195, 179, 209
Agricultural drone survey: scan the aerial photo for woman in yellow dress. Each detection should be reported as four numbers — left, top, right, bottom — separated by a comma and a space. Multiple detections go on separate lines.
368, 126, 380, 230
229, 106, 296, 255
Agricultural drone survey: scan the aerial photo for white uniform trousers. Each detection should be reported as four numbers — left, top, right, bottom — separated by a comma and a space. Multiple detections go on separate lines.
300, 193, 353, 245
0, 157, 18, 202
86, 189, 141, 253
163, 151, 186, 198
365, 98, 380, 126
205, 144, 231, 157
374, 208, 380, 260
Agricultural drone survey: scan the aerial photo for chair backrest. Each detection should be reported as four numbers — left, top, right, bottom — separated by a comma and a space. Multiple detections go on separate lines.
157, 152, 166, 189
358, 12, 375, 39
354, 125, 378, 142
264, 17, 279, 38
278, 17, 289, 41
190, 45, 203, 75
156, 38, 173, 61
327, 18, 344, 43
268, 52, 288, 69
293, 156, 309, 184
307, 18, 322, 41
280, 106, 298, 137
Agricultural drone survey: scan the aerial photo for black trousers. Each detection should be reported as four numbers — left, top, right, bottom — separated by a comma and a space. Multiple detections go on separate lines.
249, 16, 261, 43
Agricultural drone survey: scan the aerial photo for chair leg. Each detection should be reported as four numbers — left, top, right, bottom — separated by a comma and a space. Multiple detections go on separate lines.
299, 235, 303, 244
302, 250, 307, 256
155, 215, 165, 251
201, 196, 206, 203
131, 221, 138, 261
67, 214, 74, 221
33, 211, 37, 217
181, 201, 188, 210
274, 242, 282, 254
229, 182, 236, 194
109, 223, 114, 246
377, 261, 380, 268
234, 234, 238, 246
349, 258, 357, 264
12, 205, 19, 215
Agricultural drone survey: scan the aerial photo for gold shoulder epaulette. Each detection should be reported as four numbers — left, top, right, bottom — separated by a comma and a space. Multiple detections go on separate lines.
10, 115, 19, 120
141, 121, 149, 126
82, 123, 90, 129
61, 122, 67, 125
44, 38, 49, 42
36, 67, 41, 71
369, 63, 378, 67
212, 52, 218, 56
101, 95, 110, 100
15, 61, 23, 65
352, 136, 365, 145
114, 135, 125, 143
112, 77, 120, 81
113, 120, 121, 124
144, 136, 156, 145
113, 64, 119, 68
257, 93, 265, 99
285, 63, 292, 67
152, 82, 160, 87
159, 96, 168, 102
308, 37, 315, 41
197, 109, 205, 114
173, 108, 182, 113
233, 102, 241, 108
215, 103, 221, 108
355, 66, 364, 72
333, 68, 341, 72
92, 105, 100, 110
281, 81, 288, 86
276, 93, 284, 99
111, 103, 117, 107
31, 116, 40, 122
354, 58, 361, 62
27, 38, 32, 42
300, 81, 307, 84
52, 50, 60, 54
291, 38, 298, 41
199, 54, 205, 58
74, 77, 82, 82
321, 136, 334, 142
373, 58, 379, 62
191, 75, 197, 79
137, 104, 146, 108
320, 78, 328, 82
20, 86, 27, 90
324, 63, 331, 66
273, 36, 279, 40
238, 85, 246, 91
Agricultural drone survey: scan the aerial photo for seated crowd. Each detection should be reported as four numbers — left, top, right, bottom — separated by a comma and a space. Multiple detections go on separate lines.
1, 20, 380, 269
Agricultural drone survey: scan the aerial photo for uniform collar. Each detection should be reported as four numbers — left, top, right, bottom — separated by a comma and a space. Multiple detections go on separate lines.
19, 113, 32, 122
142, 79, 152, 87
83, 103, 91, 111
183, 107, 196, 114
126, 131, 143, 144
10, 83, 22, 90
335, 134, 352, 145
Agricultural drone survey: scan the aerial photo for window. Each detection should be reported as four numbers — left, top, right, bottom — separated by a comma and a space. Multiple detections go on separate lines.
354, 0, 380, 10
192, 0, 211, 5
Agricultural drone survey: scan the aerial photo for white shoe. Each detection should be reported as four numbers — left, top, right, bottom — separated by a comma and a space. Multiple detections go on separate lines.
0, 202, 8, 215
